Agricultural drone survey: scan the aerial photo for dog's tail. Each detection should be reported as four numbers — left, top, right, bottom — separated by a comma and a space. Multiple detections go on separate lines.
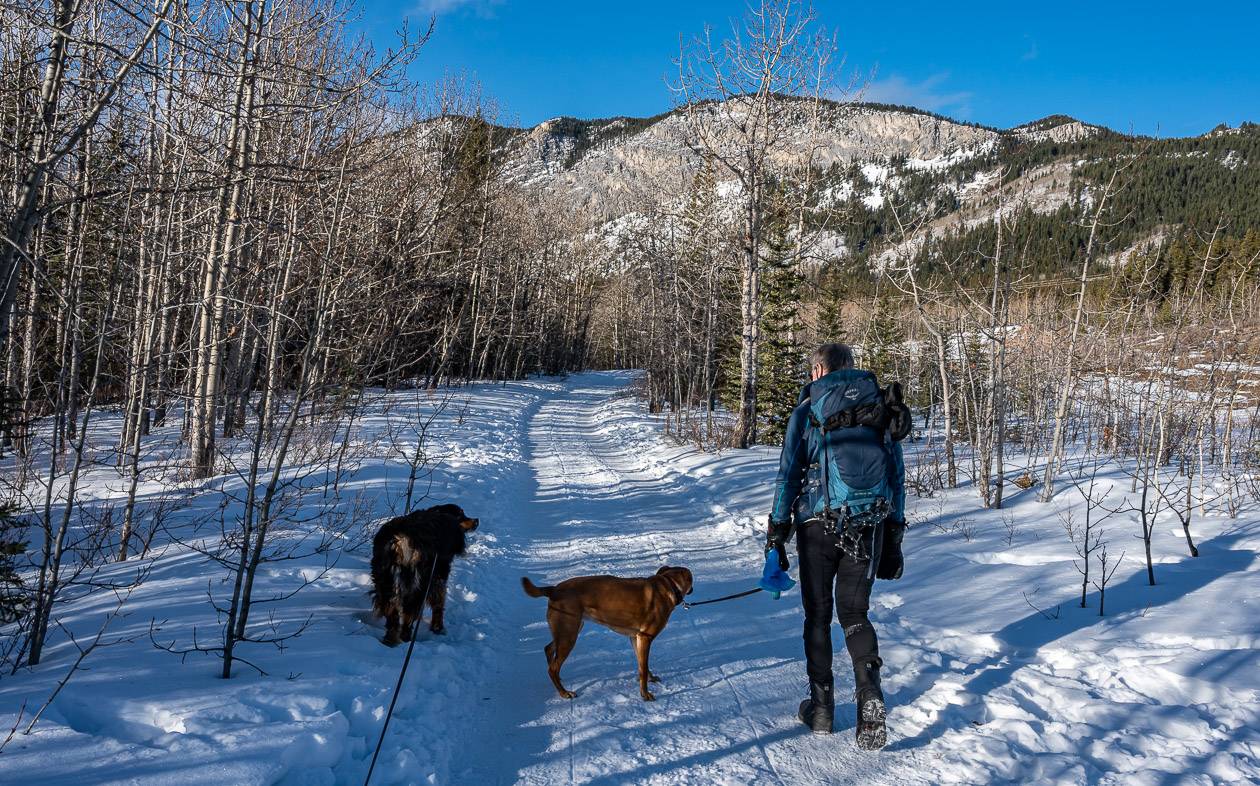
520, 576, 553, 598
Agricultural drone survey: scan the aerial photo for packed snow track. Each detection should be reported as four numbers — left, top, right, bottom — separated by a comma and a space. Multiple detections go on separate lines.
1, 371, 1256, 785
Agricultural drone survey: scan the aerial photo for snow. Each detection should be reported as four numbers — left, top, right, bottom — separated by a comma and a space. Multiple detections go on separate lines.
1220, 150, 1246, 170
958, 168, 1002, 196
860, 162, 890, 210
2, 371, 1258, 784
820, 180, 854, 205
862, 190, 885, 211
902, 146, 987, 173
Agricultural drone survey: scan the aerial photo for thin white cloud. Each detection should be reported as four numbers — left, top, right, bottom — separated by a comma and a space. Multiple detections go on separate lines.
414, 0, 502, 16
863, 72, 973, 119
1021, 36, 1039, 61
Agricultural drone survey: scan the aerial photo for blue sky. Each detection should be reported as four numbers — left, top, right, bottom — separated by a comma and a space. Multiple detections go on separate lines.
353, 1, 1258, 136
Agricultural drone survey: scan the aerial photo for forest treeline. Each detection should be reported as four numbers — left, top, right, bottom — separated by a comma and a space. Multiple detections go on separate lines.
0, 0, 606, 670
1, 0, 603, 473
1, 0, 1258, 675
4, 1, 1257, 468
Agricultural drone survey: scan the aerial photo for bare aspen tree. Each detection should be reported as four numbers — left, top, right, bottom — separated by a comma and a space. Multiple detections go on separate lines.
1062, 459, 1119, 608
0, 0, 172, 355
188, 0, 265, 477
673, 0, 840, 447
1041, 167, 1125, 500
885, 206, 958, 488
1092, 543, 1124, 617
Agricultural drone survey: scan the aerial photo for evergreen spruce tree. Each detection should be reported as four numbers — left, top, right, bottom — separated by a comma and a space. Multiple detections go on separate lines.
863, 289, 905, 383
715, 339, 743, 420
0, 498, 26, 625
0, 390, 26, 624
680, 155, 740, 422
756, 194, 806, 445
909, 336, 936, 411
681, 155, 725, 413
816, 274, 848, 343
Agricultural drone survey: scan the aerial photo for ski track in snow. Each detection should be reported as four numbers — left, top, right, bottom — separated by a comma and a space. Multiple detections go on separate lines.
453, 376, 935, 786
1, 371, 1258, 785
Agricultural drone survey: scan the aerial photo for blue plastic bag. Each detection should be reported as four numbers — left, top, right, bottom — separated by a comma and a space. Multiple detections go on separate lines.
759, 547, 796, 599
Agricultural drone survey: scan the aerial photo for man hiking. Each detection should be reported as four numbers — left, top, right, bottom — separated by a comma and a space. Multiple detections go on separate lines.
765, 343, 909, 748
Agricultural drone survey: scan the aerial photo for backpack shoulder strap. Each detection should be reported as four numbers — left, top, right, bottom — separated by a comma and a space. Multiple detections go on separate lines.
808, 389, 831, 430
883, 381, 912, 442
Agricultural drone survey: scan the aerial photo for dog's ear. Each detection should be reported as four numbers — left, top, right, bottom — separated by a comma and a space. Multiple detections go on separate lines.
658, 567, 693, 598
668, 567, 694, 595
429, 503, 464, 520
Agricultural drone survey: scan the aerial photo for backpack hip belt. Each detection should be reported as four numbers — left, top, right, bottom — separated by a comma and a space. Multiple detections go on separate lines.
815, 498, 888, 534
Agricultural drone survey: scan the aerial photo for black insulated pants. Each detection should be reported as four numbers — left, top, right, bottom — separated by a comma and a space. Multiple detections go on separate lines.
796, 520, 878, 686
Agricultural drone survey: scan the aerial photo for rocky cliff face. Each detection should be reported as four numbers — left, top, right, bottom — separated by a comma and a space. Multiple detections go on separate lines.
497, 102, 1019, 219
407, 100, 1243, 273
456, 103, 1260, 279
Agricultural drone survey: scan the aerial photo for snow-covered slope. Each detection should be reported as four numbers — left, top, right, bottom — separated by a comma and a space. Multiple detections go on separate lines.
2, 372, 1257, 784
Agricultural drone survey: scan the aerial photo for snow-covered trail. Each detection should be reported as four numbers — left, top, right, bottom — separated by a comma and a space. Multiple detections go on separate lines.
452, 373, 931, 785
2, 370, 1257, 785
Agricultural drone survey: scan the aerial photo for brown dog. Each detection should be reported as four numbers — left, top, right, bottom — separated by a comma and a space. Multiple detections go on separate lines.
521, 566, 693, 701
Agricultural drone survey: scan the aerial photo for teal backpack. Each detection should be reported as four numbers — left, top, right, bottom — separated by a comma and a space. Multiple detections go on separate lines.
807, 374, 910, 526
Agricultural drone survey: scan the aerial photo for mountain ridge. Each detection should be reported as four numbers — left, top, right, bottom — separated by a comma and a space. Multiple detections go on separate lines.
409, 96, 1259, 283
489, 100, 1245, 142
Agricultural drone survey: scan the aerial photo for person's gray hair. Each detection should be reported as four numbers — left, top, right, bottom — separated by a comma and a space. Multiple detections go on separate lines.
812, 343, 854, 373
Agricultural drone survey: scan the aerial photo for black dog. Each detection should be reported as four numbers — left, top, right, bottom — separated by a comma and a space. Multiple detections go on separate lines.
370, 503, 479, 645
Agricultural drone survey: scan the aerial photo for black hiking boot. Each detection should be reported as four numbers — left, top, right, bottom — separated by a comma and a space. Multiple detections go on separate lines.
797, 680, 835, 734
854, 656, 887, 750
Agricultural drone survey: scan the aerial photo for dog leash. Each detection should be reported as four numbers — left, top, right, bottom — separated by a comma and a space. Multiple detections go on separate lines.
365, 552, 440, 786
681, 587, 763, 609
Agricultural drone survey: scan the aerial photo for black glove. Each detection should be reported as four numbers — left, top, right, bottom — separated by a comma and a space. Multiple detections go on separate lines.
766, 516, 794, 570
876, 517, 905, 580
